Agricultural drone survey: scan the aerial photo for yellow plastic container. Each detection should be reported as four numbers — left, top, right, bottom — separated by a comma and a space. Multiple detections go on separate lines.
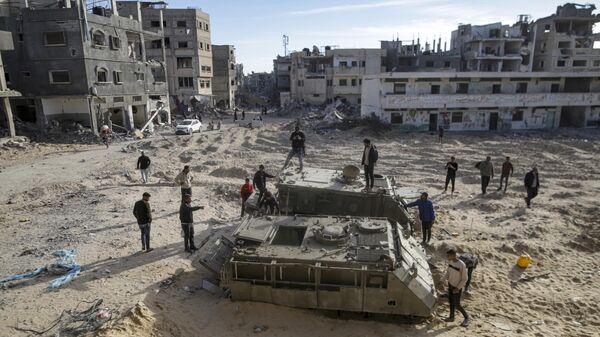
517, 254, 532, 268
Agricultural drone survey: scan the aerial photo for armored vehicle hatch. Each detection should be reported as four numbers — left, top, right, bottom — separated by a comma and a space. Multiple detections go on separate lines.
199, 215, 437, 317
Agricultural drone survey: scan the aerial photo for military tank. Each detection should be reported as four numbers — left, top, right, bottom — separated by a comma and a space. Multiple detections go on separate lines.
246, 166, 421, 230
199, 215, 437, 316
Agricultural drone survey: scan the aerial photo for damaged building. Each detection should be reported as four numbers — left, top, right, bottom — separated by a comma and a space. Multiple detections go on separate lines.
361, 3, 600, 130
117, 1, 214, 112
211, 44, 237, 109
0, 0, 170, 133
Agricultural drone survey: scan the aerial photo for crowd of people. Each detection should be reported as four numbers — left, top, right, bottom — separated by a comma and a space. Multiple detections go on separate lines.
129, 119, 543, 329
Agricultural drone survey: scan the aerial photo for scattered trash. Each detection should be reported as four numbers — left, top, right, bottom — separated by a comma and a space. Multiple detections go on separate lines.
12, 298, 117, 335
0, 249, 81, 289
253, 324, 268, 333
516, 272, 550, 283
516, 254, 533, 268
490, 321, 512, 331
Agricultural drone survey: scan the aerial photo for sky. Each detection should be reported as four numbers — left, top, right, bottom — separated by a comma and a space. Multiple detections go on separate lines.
164, 0, 598, 73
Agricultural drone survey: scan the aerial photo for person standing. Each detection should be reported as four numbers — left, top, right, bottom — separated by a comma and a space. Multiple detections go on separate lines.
405, 192, 436, 245
133, 192, 153, 252
136, 151, 151, 184
242, 109, 246, 120
361, 139, 378, 191
253, 165, 275, 205
240, 178, 253, 217
444, 156, 458, 194
100, 125, 112, 149
443, 249, 470, 327
282, 126, 306, 172
524, 166, 540, 208
459, 253, 479, 294
438, 125, 444, 144
179, 194, 204, 252
175, 165, 193, 201
476, 156, 494, 194
234, 109, 238, 121
497, 156, 514, 192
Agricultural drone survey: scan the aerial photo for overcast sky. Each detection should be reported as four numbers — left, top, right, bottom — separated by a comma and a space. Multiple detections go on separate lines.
164, 0, 598, 73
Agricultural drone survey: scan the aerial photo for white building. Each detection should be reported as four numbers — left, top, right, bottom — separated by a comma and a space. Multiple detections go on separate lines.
361, 72, 600, 131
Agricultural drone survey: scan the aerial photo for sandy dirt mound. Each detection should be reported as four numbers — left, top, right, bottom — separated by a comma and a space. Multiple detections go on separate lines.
209, 166, 249, 179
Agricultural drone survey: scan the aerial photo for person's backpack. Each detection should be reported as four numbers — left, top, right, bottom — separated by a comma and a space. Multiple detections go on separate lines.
372, 146, 379, 163
459, 254, 479, 268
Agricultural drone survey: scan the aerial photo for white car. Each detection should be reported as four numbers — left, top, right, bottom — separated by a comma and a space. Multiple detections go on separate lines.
176, 119, 202, 135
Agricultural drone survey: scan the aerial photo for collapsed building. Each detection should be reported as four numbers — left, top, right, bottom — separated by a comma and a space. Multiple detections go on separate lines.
0, 0, 170, 133
211, 44, 238, 109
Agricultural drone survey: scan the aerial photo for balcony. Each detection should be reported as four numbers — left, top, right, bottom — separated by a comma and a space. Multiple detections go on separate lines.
384, 92, 600, 109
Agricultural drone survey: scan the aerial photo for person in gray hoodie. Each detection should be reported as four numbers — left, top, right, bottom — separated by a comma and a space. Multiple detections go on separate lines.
179, 194, 204, 252
476, 156, 494, 194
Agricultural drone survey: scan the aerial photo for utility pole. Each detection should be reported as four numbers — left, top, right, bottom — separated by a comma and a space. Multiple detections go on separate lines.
282, 34, 289, 56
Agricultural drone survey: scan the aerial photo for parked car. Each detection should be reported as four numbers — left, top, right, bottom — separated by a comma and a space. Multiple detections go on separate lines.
175, 119, 202, 135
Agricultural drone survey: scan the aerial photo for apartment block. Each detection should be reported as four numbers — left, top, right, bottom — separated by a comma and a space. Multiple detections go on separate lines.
0, 29, 20, 137
381, 39, 461, 72
212, 45, 237, 109
118, 1, 213, 109
289, 47, 384, 105
532, 3, 600, 72
273, 55, 291, 95
0, 0, 169, 132
361, 72, 600, 131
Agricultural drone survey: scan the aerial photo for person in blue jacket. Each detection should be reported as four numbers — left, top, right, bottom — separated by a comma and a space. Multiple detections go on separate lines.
405, 192, 436, 245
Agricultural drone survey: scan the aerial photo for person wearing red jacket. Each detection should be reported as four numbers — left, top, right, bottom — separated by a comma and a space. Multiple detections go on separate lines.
240, 178, 253, 217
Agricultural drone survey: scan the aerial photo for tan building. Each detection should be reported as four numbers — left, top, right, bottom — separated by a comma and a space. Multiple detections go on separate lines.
118, 1, 214, 109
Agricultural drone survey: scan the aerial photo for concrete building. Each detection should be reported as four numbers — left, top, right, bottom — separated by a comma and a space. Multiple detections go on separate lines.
361, 72, 600, 131
273, 55, 291, 104
289, 47, 384, 105
212, 44, 237, 109
0, 29, 21, 137
0, 0, 169, 132
381, 39, 461, 72
450, 17, 534, 72
531, 3, 600, 72
117, 1, 213, 110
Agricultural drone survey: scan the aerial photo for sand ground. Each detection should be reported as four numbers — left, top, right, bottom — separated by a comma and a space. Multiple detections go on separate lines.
0, 112, 599, 337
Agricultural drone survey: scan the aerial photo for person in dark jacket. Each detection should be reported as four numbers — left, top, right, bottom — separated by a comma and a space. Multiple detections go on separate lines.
282, 126, 306, 172
361, 139, 378, 191
524, 166, 540, 208
444, 156, 458, 194
240, 178, 253, 217
137, 151, 152, 184
459, 253, 479, 294
259, 191, 280, 215
405, 192, 436, 245
438, 126, 444, 144
253, 165, 275, 205
497, 156, 514, 192
179, 194, 204, 252
476, 156, 494, 194
133, 192, 153, 252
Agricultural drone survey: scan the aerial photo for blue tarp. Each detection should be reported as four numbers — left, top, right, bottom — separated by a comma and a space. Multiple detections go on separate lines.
0, 249, 81, 289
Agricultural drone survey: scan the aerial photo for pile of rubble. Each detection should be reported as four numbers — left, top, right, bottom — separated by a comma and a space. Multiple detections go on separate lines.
0, 136, 30, 151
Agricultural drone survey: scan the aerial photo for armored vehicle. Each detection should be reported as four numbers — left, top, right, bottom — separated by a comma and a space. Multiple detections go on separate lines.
199, 215, 436, 316
247, 166, 421, 230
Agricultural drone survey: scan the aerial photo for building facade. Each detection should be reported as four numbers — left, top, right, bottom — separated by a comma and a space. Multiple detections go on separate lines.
289, 47, 384, 105
361, 72, 600, 131
118, 1, 213, 110
0, 1, 169, 132
212, 44, 237, 109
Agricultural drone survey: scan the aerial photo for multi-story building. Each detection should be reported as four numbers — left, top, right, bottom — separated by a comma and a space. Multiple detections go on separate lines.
289, 47, 384, 105
361, 72, 600, 131
212, 44, 237, 109
0, 0, 169, 132
381, 39, 461, 72
450, 17, 534, 72
117, 1, 213, 110
531, 3, 600, 72
0, 29, 20, 137
273, 54, 291, 93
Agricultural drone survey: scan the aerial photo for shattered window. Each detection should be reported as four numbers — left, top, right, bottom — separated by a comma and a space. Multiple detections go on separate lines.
44, 32, 66, 46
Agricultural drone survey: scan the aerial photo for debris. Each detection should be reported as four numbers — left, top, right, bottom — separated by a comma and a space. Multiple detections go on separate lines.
516, 272, 550, 283
253, 324, 268, 333
0, 249, 80, 289
201, 279, 224, 296
490, 321, 512, 331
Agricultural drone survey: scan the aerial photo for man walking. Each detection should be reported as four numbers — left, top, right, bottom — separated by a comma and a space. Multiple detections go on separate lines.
136, 151, 151, 184
240, 178, 253, 217
459, 253, 479, 294
476, 156, 494, 194
253, 165, 275, 205
133, 192, 153, 252
438, 125, 444, 144
443, 249, 470, 327
175, 165, 193, 201
524, 166, 540, 208
282, 126, 306, 172
444, 156, 458, 194
497, 156, 514, 192
179, 194, 204, 252
405, 192, 436, 245
361, 139, 378, 191
242, 109, 246, 120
